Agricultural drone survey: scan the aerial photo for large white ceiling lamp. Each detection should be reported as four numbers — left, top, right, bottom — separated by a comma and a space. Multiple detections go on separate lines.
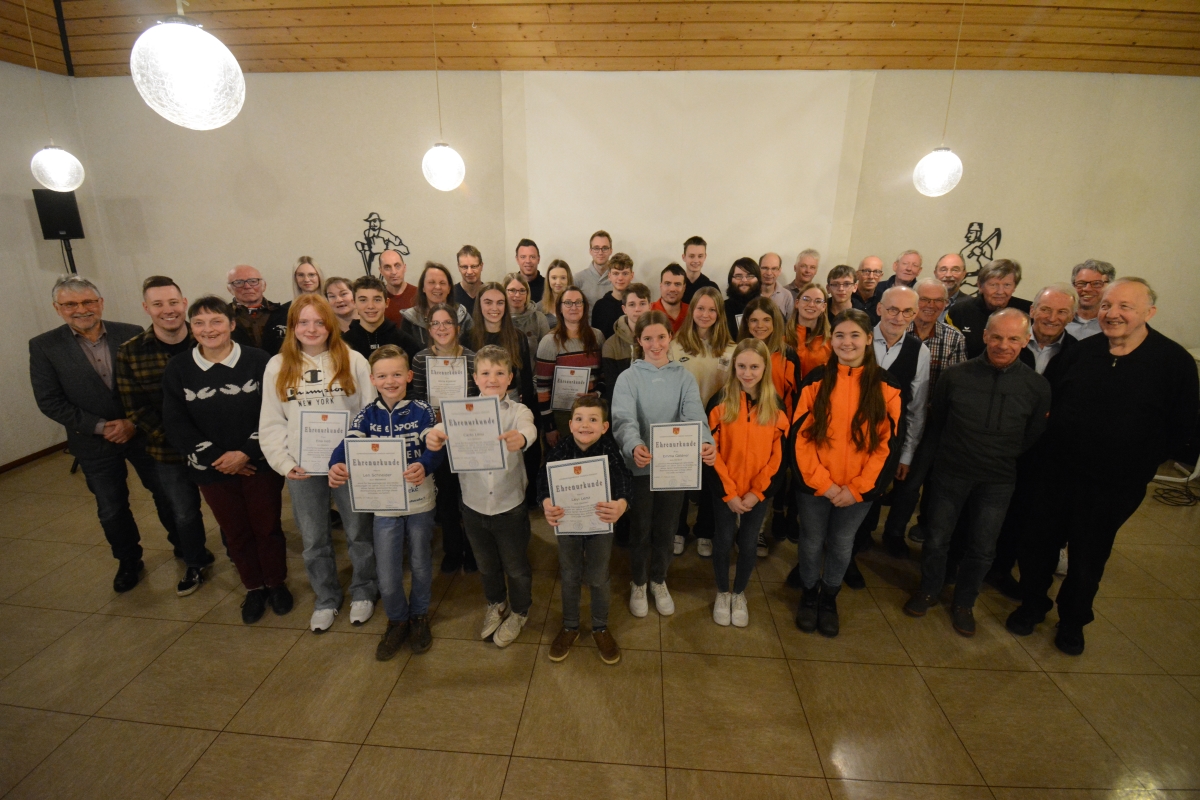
421, 4, 465, 192
913, 0, 968, 197
130, 0, 245, 130
20, 0, 85, 191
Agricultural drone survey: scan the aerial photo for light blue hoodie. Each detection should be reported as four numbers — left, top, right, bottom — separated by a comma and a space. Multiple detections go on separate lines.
611, 358, 714, 476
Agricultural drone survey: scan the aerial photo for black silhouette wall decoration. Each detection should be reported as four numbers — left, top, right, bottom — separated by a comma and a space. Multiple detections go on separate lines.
959, 221, 1002, 292
355, 212, 409, 276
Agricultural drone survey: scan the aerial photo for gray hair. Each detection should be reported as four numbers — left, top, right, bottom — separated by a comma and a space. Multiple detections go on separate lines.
1109, 276, 1157, 306
895, 249, 922, 264
880, 285, 919, 307
796, 248, 821, 263
914, 276, 948, 299
985, 307, 1032, 337
1034, 282, 1079, 314
979, 258, 1023, 286
51, 275, 101, 303
1071, 259, 1116, 283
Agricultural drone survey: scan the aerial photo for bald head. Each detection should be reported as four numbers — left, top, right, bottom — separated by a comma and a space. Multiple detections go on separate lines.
984, 308, 1031, 368
227, 265, 265, 306
857, 256, 884, 295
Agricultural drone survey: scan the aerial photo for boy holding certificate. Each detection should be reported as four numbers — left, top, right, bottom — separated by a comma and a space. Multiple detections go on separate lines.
328, 346, 443, 660
426, 345, 539, 649
537, 397, 632, 665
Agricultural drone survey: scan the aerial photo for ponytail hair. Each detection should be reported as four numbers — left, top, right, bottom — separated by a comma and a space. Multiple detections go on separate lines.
802, 309, 888, 454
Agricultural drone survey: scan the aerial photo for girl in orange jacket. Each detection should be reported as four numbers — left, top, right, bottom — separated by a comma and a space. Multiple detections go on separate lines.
788, 282, 833, 380
703, 339, 789, 627
791, 309, 902, 638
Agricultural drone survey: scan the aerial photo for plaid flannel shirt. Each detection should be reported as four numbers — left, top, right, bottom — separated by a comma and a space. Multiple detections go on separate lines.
908, 320, 967, 400
116, 327, 194, 463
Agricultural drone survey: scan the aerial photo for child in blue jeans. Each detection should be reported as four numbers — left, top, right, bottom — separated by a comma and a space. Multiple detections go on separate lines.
329, 345, 443, 660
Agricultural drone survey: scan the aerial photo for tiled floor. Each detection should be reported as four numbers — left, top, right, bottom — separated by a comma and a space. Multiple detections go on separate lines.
1, 451, 1199, 799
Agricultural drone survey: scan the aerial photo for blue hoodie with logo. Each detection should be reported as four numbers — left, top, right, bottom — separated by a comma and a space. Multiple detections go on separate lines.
610, 358, 714, 477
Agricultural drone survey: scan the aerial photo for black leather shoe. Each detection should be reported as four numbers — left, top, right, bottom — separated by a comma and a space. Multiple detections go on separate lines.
843, 559, 867, 590
785, 564, 803, 589
951, 604, 976, 637
409, 615, 432, 654
268, 584, 294, 616
1005, 605, 1045, 636
199, 549, 216, 567
113, 559, 144, 593
440, 554, 462, 574
985, 570, 1022, 601
883, 535, 908, 559
817, 585, 840, 638
241, 588, 269, 624
794, 585, 819, 632
1054, 623, 1085, 656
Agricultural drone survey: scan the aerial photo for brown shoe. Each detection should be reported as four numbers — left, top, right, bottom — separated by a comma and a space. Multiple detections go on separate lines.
375, 619, 410, 662
592, 628, 621, 665
548, 627, 579, 662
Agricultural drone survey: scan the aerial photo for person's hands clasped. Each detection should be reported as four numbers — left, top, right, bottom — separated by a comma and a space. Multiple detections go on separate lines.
212, 450, 251, 476
102, 419, 136, 444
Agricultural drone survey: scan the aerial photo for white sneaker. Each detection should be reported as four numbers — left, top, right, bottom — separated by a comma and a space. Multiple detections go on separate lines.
493, 611, 528, 648
349, 599, 375, 626
650, 581, 675, 616
697, 538, 713, 558
310, 608, 337, 633
713, 592, 732, 626
731, 592, 749, 627
1055, 548, 1069, 577
629, 583, 649, 618
481, 601, 508, 639
756, 531, 768, 558
673, 534, 686, 556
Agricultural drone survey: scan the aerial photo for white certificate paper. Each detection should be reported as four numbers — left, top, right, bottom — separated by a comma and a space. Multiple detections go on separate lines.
298, 410, 349, 475
441, 396, 506, 473
649, 421, 702, 491
547, 456, 612, 535
345, 438, 408, 513
426, 356, 468, 410
551, 365, 591, 411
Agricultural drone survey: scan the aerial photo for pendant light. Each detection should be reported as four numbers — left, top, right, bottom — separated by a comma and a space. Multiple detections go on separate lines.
913, 0, 967, 197
21, 0, 85, 191
130, 0, 245, 130
421, 4, 465, 192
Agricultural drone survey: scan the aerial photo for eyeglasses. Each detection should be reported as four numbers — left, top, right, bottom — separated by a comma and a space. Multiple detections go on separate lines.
506, 287, 528, 295
229, 279, 262, 288
882, 306, 917, 319
828, 281, 855, 290
799, 297, 826, 306
918, 297, 947, 306
429, 320, 457, 329
858, 270, 883, 277
56, 298, 100, 311
590, 246, 612, 253
1073, 280, 1109, 290
561, 300, 584, 308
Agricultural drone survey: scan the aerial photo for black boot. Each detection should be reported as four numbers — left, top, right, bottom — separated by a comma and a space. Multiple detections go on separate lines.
843, 558, 866, 590
794, 584, 820, 632
817, 584, 841, 638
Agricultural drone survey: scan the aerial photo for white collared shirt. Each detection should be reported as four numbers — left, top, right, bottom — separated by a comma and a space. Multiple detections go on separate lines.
1025, 335, 1064, 375
872, 324, 931, 466
193, 342, 242, 371
1066, 315, 1101, 340
435, 396, 538, 515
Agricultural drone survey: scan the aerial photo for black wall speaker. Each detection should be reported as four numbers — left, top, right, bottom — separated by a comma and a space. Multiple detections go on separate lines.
32, 189, 85, 241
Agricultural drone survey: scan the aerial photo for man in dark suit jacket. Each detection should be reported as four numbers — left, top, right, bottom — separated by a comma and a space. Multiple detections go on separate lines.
946, 258, 1033, 358
29, 276, 178, 593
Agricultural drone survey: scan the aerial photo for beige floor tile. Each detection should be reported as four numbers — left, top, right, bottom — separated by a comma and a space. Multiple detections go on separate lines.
0, 539, 91, 601
667, 540, 753, 582
334, 746, 508, 800
541, 576, 662, 652
3, 492, 92, 534
856, 547, 925, 592
227, 630, 401, 743
922, 668, 1134, 788
1116, 514, 1189, 546
659, 579, 784, 658
662, 652, 822, 776
503, 758, 666, 799
791, 660, 982, 785
756, 540, 800, 583
829, 780, 994, 799
6, 717, 214, 800
1094, 598, 1200, 675
527, 516, 561, 571
666, 769, 830, 799
515, 646, 664, 766
1001, 605, 1165, 675
990, 791, 1171, 800
21, 501, 108, 547
5, 545, 174, 613
98, 556, 240, 622
98, 623, 301, 729
0, 705, 87, 796
168, 732, 358, 800
0, 454, 92, 497
1094, 552, 1179, 600
1116, 545, 1200, 599
873, 587, 1039, 671
767, 583, 912, 666
0, 604, 88, 679
430, 570, 554, 645
1135, 496, 1200, 543
368, 638, 536, 754
200, 557, 313, 630
1176, 675, 1200, 701
0, 613, 188, 714
1052, 673, 1200, 790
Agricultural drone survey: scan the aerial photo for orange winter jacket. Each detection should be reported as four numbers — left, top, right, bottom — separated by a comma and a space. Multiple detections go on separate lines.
792, 363, 902, 502
708, 391, 790, 502
769, 349, 799, 419
796, 333, 831, 380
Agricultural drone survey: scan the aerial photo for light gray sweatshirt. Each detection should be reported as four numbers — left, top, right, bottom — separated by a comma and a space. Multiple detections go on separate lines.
610, 358, 713, 476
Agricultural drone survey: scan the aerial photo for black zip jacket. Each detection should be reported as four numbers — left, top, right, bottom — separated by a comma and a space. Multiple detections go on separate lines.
536, 432, 633, 505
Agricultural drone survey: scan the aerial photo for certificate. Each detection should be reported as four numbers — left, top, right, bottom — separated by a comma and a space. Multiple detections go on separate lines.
426, 356, 468, 410
650, 421, 702, 491
546, 456, 612, 535
345, 439, 408, 513
441, 396, 506, 473
551, 365, 591, 411
298, 410, 349, 475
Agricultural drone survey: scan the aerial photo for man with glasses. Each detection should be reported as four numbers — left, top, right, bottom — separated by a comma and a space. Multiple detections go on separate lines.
825, 265, 858, 315
454, 245, 485, 315
1066, 259, 1115, 340
30, 275, 180, 594
681, 236, 717, 304
575, 230, 614, 309
947, 259, 1031, 359
515, 239, 545, 303
226, 265, 288, 355
933, 253, 968, 322
853, 256, 885, 324
758, 252, 795, 318
724, 258, 762, 331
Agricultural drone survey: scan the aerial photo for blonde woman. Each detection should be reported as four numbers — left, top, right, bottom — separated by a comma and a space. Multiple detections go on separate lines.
540, 260, 573, 331
292, 256, 325, 297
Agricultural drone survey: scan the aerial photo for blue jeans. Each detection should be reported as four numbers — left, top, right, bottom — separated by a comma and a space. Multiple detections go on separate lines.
374, 511, 436, 622
153, 461, 209, 569
78, 439, 178, 563
795, 491, 872, 590
286, 477, 377, 611
919, 473, 1015, 608
712, 497, 771, 594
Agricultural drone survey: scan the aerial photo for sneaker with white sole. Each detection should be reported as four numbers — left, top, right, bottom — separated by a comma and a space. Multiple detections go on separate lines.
481, 601, 508, 639
713, 591, 732, 626
650, 581, 675, 615
697, 538, 713, 558
1055, 548, 1069, 577
629, 583, 649, 617
731, 592, 749, 627
673, 534, 686, 556
493, 611, 528, 648
349, 599, 375, 626
310, 607, 337, 633
756, 531, 768, 558
176, 566, 205, 597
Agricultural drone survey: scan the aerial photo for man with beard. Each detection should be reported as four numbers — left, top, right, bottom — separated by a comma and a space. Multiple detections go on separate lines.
724, 257, 761, 332
1066, 258, 1115, 340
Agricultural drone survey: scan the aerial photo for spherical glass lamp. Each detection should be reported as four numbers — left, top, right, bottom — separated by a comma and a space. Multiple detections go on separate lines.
422, 143, 465, 192
130, 17, 245, 131
913, 147, 963, 197
31, 146, 85, 192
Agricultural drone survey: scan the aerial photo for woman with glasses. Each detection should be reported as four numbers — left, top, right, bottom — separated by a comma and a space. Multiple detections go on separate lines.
504, 272, 550, 355
323, 277, 357, 333
535, 287, 604, 447
539, 260, 573, 332
402, 262, 473, 348
788, 282, 833, 380
292, 256, 325, 298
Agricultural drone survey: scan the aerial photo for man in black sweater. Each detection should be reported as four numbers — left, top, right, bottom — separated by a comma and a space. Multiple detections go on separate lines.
342, 276, 422, 364
947, 258, 1032, 358
1007, 278, 1199, 655
903, 308, 1051, 637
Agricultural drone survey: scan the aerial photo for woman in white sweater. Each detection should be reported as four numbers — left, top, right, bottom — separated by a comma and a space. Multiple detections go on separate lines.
259, 294, 376, 633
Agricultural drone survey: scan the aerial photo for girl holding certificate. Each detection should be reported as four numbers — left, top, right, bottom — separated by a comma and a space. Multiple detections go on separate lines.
791, 309, 902, 638
401, 263, 472, 349
539, 260, 573, 331
259, 294, 376, 634
787, 282, 833, 380
411, 303, 478, 574
704, 340, 789, 627
535, 287, 605, 447
611, 311, 714, 619
504, 272, 550, 358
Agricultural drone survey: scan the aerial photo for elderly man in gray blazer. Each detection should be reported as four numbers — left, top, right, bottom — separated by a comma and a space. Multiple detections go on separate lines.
29, 275, 180, 592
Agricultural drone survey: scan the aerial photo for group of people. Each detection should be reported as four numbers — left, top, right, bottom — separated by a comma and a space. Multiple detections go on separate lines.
28, 231, 1197, 665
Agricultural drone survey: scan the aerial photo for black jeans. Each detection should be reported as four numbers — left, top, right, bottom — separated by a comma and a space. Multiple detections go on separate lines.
919, 472, 1015, 608
462, 503, 533, 615
557, 532, 613, 630
628, 476, 685, 586
152, 461, 210, 568
882, 435, 938, 541
712, 498, 770, 594
78, 441, 179, 563
435, 461, 473, 563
